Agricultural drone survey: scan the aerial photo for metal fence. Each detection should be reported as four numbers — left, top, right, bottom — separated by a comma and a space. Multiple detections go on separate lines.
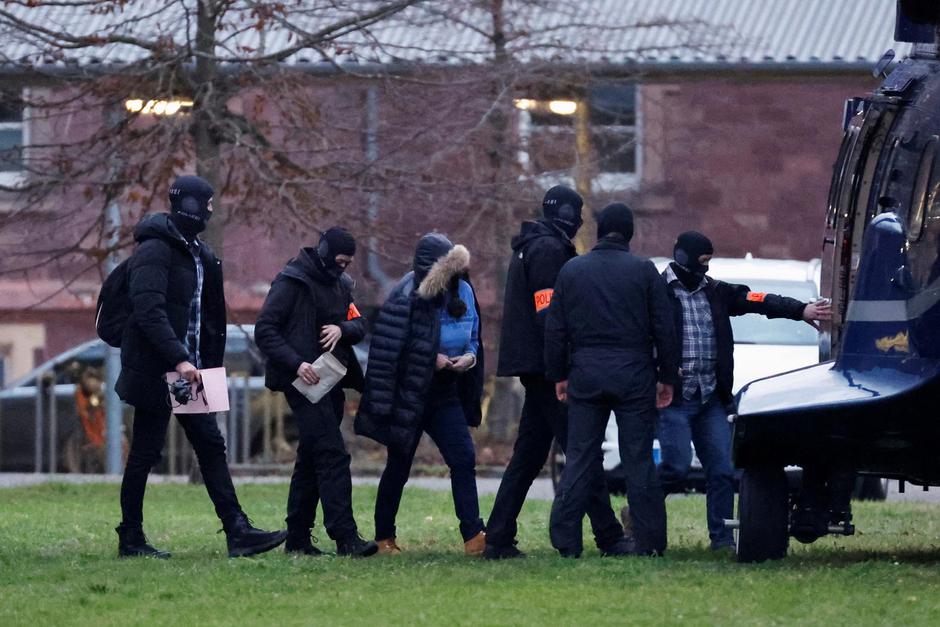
1, 369, 292, 475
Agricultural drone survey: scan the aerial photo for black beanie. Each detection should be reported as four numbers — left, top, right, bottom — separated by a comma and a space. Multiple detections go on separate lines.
673, 231, 713, 268
169, 175, 214, 216
596, 202, 634, 241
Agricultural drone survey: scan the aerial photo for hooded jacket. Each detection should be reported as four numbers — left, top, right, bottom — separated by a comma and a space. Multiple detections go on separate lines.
355, 236, 485, 449
115, 213, 227, 410
497, 220, 577, 377
254, 247, 366, 394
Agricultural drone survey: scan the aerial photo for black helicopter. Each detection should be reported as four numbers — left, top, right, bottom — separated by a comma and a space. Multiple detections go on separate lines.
731, 0, 940, 563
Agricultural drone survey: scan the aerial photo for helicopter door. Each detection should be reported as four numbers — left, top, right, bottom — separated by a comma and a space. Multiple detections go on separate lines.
821, 103, 898, 359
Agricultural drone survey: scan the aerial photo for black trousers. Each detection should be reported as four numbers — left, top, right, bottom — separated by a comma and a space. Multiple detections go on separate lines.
120, 406, 242, 529
550, 394, 666, 556
284, 388, 358, 542
486, 374, 623, 549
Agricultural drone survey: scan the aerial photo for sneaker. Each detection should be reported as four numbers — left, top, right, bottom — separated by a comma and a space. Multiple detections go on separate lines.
464, 531, 486, 556
225, 515, 288, 558
115, 524, 171, 559
376, 538, 403, 555
284, 530, 324, 556
337, 535, 379, 558
482, 543, 525, 560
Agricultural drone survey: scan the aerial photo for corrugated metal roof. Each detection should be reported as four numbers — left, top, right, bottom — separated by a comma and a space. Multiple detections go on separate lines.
0, 0, 909, 69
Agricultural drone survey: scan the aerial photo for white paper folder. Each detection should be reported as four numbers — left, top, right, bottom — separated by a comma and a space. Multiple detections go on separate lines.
292, 352, 347, 404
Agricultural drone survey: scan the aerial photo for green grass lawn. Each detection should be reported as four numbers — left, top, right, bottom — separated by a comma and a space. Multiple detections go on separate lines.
2, 483, 940, 626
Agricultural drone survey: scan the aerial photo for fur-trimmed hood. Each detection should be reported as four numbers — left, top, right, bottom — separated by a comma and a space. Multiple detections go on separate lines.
417, 244, 470, 300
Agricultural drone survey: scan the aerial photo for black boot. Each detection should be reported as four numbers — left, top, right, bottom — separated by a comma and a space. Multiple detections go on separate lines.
336, 534, 378, 558
284, 529, 324, 556
599, 535, 636, 557
115, 524, 171, 559
224, 515, 288, 558
482, 542, 525, 560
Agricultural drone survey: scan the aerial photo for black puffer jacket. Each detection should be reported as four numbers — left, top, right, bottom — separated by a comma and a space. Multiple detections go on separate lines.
663, 268, 807, 407
115, 214, 226, 410
497, 220, 576, 377
355, 235, 484, 449
255, 248, 366, 394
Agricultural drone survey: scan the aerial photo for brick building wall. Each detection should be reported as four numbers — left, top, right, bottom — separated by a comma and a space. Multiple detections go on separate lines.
1, 71, 881, 377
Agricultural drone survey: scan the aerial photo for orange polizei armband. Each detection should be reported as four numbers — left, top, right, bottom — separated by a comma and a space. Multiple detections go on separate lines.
534, 288, 554, 312
347, 303, 362, 320
746, 292, 767, 303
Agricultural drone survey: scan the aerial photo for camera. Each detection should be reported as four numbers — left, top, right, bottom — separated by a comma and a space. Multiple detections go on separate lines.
170, 377, 196, 405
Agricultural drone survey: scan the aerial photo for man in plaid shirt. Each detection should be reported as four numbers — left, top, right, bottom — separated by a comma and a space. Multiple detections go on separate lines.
656, 231, 831, 551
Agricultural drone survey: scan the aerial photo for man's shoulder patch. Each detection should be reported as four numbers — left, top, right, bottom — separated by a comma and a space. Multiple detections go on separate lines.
746, 292, 767, 303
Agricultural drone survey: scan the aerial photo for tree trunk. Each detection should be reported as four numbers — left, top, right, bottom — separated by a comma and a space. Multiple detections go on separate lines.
192, 0, 225, 255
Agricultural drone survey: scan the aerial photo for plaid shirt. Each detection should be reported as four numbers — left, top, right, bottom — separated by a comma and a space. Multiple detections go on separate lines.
665, 265, 716, 402
184, 239, 204, 369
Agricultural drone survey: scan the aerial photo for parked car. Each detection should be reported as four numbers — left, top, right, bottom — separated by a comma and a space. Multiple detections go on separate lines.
0, 325, 265, 472
552, 255, 822, 495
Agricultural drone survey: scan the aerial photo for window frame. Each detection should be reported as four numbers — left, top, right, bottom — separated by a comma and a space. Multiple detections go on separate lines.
515, 84, 641, 192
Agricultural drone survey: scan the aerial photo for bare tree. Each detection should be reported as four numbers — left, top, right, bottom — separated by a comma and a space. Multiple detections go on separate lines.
0, 0, 708, 441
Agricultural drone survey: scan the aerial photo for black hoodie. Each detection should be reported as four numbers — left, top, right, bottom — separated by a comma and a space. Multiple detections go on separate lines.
254, 247, 366, 394
115, 213, 227, 410
497, 220, 577, 377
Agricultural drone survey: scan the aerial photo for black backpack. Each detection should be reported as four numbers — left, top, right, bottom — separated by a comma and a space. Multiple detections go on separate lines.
95, 258, 132, 347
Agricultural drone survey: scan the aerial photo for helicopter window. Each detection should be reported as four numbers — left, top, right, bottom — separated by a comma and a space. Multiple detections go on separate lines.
827, 125, 858, 229
908, 135, 938, 243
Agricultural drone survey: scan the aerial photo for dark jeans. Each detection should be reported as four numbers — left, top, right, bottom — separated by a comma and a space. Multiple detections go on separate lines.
658, 393, 734, 547
120, 406, 242, 529
486, 374, 623, 549
284, 388, 358, 542
550, 395, 666, 556
374, 382, 484, 542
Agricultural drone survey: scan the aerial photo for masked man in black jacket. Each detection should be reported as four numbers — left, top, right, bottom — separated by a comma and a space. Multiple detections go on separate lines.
115, 175, 287, 559
484, 186, 626, 559
545, 203, 679, 558
656, 231, 831, 551
255, 228, 377, 558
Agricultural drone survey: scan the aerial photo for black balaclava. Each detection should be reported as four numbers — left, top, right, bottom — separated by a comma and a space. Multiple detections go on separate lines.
168, 175, 214, 241
315, 227, 356, 281
672, 231, 714, 290
542, 185, 584, 239
596, 202, 635, 242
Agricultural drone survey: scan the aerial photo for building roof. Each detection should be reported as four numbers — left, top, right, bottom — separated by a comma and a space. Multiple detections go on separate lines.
0, 0, 909, 71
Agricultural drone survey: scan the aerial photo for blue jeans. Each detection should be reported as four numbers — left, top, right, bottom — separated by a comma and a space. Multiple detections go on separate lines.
658, 394, 735, 548
374, 386, 484, 542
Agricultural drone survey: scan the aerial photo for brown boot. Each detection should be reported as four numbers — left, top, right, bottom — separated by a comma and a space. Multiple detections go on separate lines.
464, 531, 486, 556
376, 537, 402, 555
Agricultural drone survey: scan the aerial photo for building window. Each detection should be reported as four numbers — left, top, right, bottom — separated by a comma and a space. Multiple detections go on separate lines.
515, 83, 639, 192
589, 83, 639, 190
0, 93, 24, 173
